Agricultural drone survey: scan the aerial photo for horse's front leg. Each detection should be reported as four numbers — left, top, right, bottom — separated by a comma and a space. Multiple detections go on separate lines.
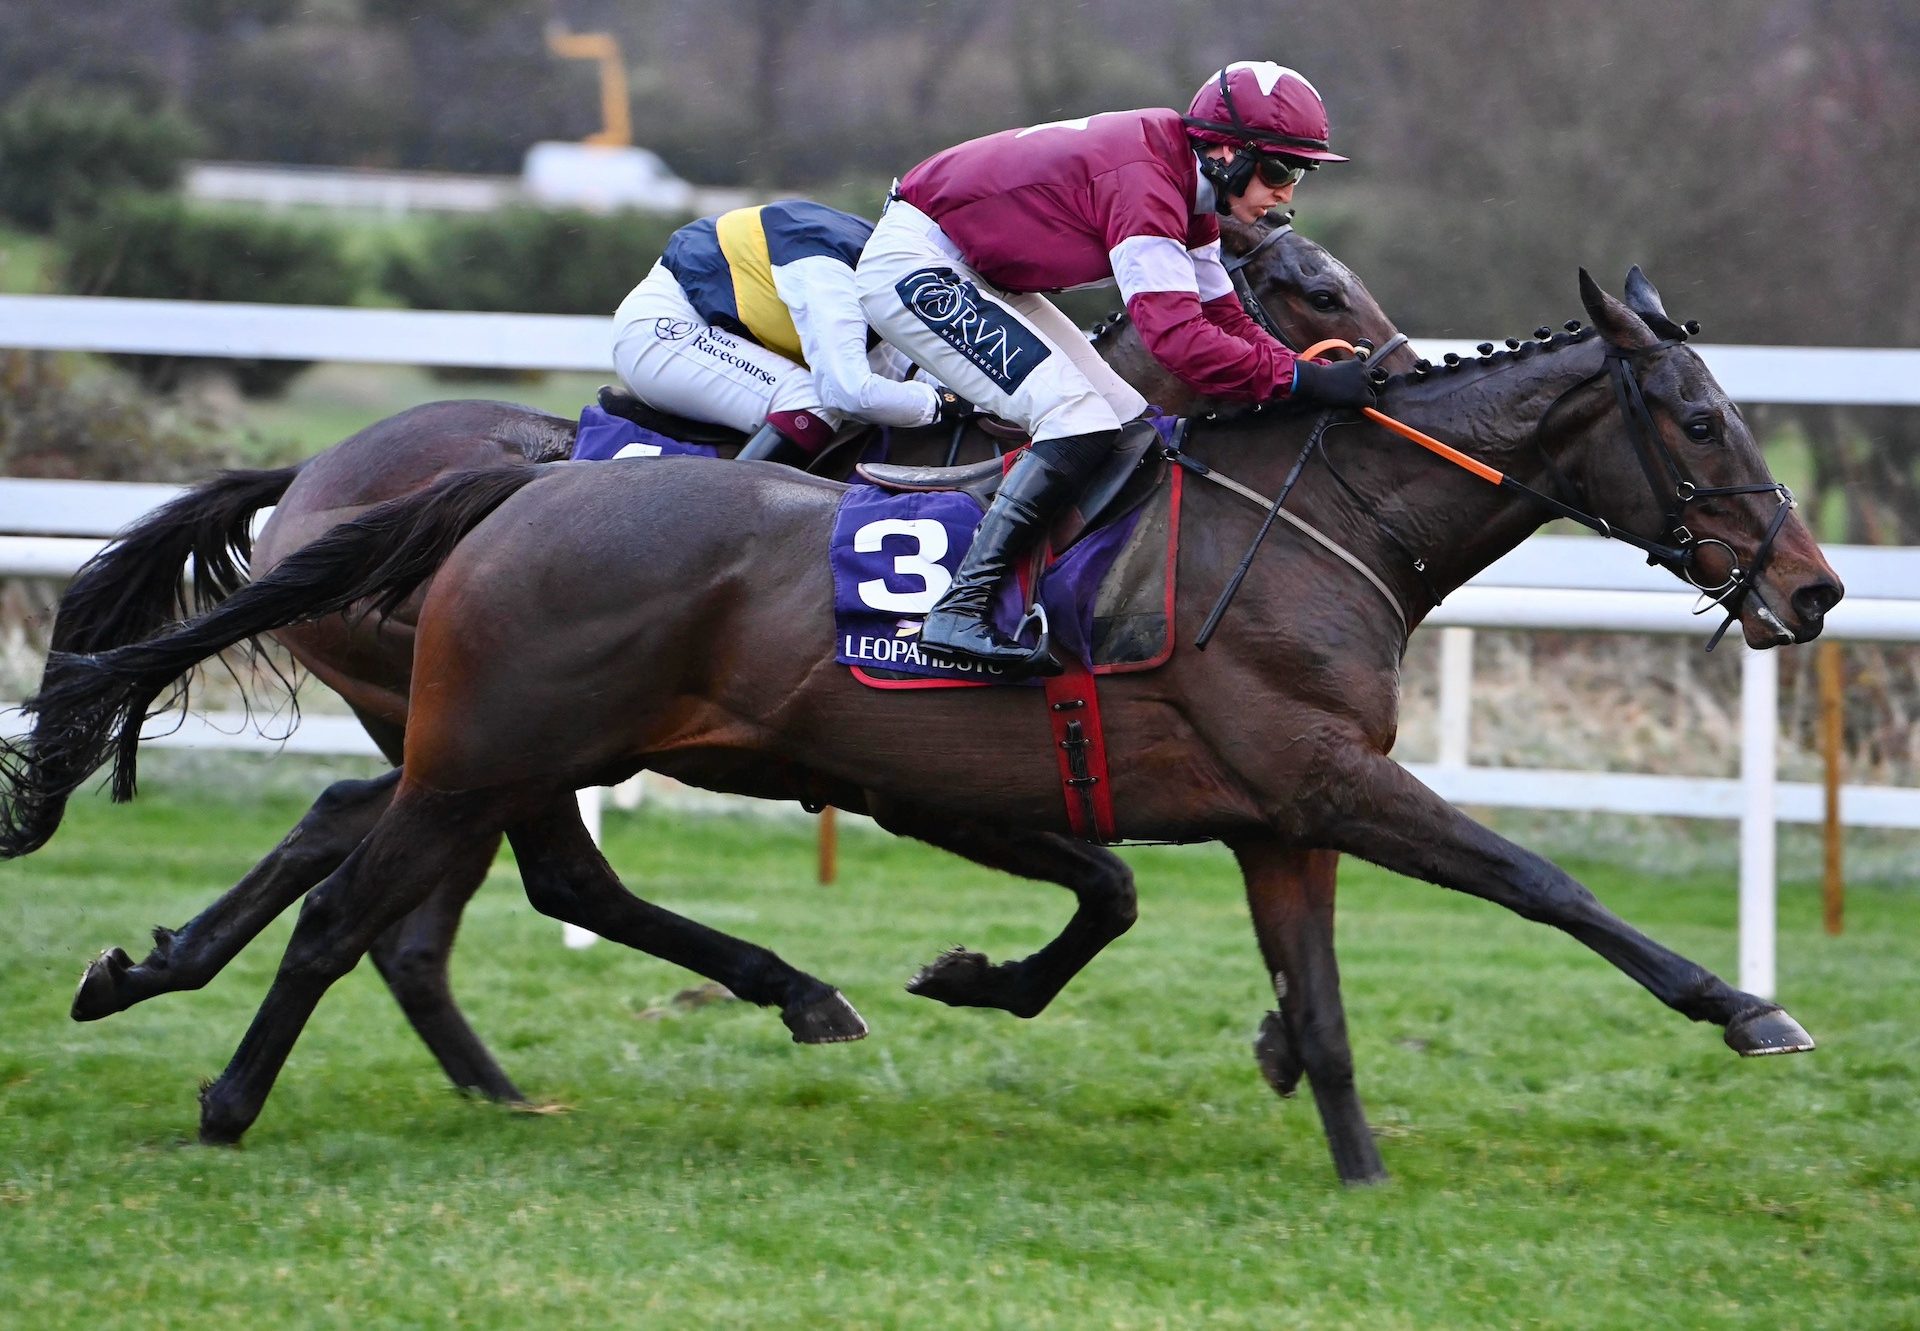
198, 788, 495, 1144
1229, 841, 1385, 1185
1320, 751, 1812, 1054
866, 799, 1137, 1019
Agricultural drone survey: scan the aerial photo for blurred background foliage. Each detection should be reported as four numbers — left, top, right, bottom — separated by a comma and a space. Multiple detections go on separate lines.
0, 85, 202, 231
0, 0, 1916, 535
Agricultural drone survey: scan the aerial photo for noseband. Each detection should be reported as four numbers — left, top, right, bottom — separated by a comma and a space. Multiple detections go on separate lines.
1534, 339, 1796, 650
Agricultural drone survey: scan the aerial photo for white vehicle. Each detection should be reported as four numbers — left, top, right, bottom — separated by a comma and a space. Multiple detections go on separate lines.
520, 141, 696, 214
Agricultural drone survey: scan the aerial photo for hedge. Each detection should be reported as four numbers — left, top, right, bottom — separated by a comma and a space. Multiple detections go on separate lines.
58, 193, 368, 396
383, 206, 689, 315
0, 85, 201, 233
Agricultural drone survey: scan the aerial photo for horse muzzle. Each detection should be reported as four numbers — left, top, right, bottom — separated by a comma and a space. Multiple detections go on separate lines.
1743, 570, 1844, 647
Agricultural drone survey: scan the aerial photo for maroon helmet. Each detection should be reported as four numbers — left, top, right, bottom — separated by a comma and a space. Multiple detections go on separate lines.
1184, 61, 1348, 163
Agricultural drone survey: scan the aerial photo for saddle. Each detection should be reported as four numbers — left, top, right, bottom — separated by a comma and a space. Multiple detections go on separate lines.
591, 385, 749, 448
593, 385, 889, 474
855, 418, 1166, 554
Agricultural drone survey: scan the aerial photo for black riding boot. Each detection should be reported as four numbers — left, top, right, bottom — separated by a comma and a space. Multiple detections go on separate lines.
918, 431, 1113, 678
737, 423, 814, 469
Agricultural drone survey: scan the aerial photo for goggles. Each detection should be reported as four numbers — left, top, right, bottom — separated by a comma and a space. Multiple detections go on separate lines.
1253, 155, 1315, 188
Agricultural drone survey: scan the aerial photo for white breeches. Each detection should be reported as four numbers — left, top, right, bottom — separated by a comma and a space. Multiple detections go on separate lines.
854, 201, 1146, 442
611, 263, 833, 432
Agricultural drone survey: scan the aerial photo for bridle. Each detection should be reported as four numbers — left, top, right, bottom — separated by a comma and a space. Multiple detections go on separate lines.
1221, 220, 1410, 367
1528, 338, 1797, 650
1172, 331, 1795, 654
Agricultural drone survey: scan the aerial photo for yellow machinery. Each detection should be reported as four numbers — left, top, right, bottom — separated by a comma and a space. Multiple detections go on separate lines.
544, 24, 631, 147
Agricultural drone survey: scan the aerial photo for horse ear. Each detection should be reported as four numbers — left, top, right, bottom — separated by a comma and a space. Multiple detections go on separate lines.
1622, 265, 1689, 341
1219, 215, 1256, 256
1578, 267, 1659, 350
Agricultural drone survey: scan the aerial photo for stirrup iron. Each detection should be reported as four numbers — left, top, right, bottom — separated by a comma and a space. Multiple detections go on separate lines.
1009, 602, 1061, 677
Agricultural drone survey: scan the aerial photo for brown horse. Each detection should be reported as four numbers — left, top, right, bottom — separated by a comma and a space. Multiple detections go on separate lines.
4, 269, 1843, 1180
43, 217, 1417, 1166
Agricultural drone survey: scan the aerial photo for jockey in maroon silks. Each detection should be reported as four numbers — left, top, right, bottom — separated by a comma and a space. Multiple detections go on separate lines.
856, 61, 1375, 677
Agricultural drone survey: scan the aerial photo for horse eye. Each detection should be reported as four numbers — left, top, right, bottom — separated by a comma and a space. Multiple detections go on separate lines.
1309, 291, 1340, 311
1685, 419, 1714, 442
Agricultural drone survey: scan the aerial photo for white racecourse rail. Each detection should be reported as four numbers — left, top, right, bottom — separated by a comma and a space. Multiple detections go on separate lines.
3, 294, 1918, 991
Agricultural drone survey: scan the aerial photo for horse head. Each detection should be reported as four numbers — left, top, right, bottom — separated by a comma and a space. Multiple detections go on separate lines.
1099, 216, 1415, 413
1567, 269, 1843, 647
1220, 215, 1420, 376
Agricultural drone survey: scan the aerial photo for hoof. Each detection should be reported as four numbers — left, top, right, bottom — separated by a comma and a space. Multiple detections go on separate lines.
71, 947, 133, 1022
1253, 1010, 1304, 1098
907, 948, 1042, 1016
198, 1081, 251, 1146
782, 989, 868, 1045
1725, 1006, 1816, 1057
907, 946, 992, 1003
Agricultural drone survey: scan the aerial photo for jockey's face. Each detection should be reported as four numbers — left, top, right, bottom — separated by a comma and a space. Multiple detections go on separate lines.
1208, 145, 1297, 222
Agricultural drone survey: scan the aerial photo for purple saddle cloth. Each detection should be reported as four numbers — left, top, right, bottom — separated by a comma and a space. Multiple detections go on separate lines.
829, 479, 1163, 686
571, 404, 721, 462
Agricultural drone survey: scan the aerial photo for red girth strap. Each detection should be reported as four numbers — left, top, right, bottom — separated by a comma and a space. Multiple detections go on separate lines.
1042, 659, 1117, 842
1001, 446, 1118, 841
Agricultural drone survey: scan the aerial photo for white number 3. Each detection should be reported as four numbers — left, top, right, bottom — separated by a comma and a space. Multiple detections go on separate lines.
854, 518, 952, 613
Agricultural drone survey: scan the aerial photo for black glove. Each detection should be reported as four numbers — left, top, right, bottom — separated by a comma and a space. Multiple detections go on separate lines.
1289, 357, 1377, 409
933, 388, 980, 425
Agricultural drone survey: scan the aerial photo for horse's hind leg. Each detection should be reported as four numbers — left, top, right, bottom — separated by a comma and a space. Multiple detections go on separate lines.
198, 787, 496, 1145
71, 770, 397, 1021
507, 796, 866, 1044
1232, 841, 1385, 1186
350, 711, 521, 1099
366, 840, 523, 1102
867, 801, 1137, 1019
1324, 751, 1813, 1054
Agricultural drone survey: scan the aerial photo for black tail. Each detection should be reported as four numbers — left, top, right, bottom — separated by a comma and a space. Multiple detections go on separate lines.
0, 465, 542, 859
49, 465, 300, 655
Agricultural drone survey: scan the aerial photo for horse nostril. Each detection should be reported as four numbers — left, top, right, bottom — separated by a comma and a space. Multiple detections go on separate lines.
1793, 581, 1843, 621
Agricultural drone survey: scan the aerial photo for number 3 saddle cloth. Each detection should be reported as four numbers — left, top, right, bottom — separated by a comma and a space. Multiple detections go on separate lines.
829, 454, 1181, 688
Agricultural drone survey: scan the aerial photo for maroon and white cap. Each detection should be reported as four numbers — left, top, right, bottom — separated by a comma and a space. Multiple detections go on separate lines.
1184, 61, 1348, 163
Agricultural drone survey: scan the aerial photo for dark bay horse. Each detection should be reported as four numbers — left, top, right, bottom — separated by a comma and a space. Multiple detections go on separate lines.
3, 270, 1843, 1178
42, 217, 1418, 1164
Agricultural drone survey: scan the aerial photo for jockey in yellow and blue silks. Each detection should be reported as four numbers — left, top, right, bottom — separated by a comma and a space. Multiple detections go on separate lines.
613, 200, 957, 468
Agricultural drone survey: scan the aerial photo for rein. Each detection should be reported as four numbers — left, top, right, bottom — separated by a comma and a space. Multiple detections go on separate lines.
1329, 336, 1791, 651
1171, 333, 1796, 654
1167, 418, 1410, 640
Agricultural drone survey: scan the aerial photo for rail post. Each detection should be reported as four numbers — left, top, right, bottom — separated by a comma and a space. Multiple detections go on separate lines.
818, 807, 838, 884
1738, 645, 1779, 997
1818, 641, 1845, 934
1437, 627, 1475, 768
564, 789, 603, 948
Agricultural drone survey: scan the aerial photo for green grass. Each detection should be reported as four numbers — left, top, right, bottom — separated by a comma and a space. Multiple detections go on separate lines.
0, 784, 1915, 1328
0, 221, 54, 294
